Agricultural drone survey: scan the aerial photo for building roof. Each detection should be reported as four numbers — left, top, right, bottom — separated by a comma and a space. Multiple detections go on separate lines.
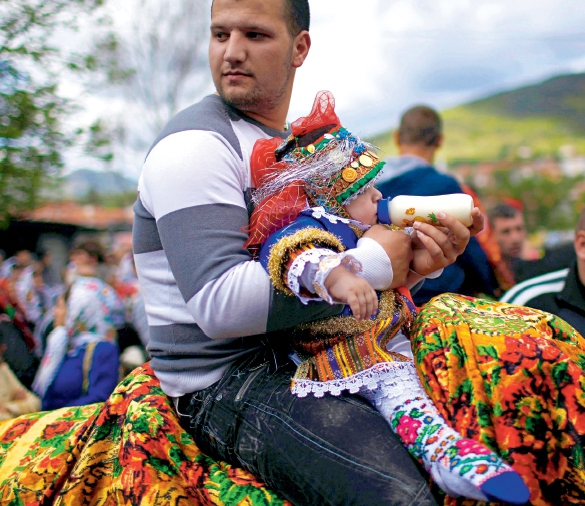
19, 201, 133, 230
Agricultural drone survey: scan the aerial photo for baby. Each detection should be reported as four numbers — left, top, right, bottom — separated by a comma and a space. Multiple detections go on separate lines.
245, 91, 529, 505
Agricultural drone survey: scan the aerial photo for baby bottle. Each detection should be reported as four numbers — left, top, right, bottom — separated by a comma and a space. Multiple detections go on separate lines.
377, 193, 474, 228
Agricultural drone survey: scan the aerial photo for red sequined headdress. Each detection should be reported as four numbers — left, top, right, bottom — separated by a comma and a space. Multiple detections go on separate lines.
245, 91, 385, 256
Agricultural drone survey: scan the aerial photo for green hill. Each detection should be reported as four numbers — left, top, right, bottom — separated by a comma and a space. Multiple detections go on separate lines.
370, 73, 585, 163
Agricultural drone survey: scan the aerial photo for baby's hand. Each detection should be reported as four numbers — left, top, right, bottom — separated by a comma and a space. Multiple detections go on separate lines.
324, 266, 378, 321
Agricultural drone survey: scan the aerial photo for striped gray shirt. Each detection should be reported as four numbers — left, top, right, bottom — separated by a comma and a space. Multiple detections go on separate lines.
133, 95, 343, 397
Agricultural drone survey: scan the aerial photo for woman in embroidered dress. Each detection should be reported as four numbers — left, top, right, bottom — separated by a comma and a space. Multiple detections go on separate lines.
244, 91, 529, 505
32, 273, 123, 411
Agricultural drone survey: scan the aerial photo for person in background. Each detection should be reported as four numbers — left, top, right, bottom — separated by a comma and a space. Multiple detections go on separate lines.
32, 276, 122, 410
376, 105, 499, 304
12, 263, 43, 328
0, 343, 41, 421
500, 207, 585, 336
67, 239, 125, 329
0, 250, 34, 278
488, 203, 528, 281
0, 267, 39, 388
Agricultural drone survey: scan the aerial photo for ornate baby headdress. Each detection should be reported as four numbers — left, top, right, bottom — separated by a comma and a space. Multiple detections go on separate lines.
245, 91, 385, 255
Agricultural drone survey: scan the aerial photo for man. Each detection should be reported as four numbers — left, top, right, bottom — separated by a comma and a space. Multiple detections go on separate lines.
133, 1, 482, 504
376, 105, 499, 304
500, 208, 585, 336
488, 203, 527, 276
487, 202, 571, 284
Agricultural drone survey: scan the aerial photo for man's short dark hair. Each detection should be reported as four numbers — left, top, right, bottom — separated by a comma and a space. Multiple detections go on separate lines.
488, 203, 521, 222
211, 0, 309, 36
397, 105, 442, 147
285, 0, 310, 35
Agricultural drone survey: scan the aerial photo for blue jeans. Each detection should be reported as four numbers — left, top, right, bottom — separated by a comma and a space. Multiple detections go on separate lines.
178, 349, 437, 506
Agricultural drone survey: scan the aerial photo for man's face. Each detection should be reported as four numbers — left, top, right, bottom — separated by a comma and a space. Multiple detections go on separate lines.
492, 213, 526, 259
209, 0, 295, 116
343, 186, 383, 227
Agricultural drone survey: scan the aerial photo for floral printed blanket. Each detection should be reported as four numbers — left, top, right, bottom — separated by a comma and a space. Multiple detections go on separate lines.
0, 364, 291, 506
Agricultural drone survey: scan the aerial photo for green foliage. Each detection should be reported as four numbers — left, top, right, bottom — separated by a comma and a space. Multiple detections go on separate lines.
487, 168, 584, 233
441, 107, 585, 163
0, 0, 114, 228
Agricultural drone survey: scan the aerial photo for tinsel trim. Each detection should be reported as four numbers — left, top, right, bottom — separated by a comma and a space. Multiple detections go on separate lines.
296, 289, 397, 336
267, 228, 345, 296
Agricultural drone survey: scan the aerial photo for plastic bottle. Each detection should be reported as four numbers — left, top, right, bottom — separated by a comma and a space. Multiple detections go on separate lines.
377, 193, 474, 228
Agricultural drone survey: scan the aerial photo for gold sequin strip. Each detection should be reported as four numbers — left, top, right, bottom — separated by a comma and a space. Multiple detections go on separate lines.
267, 227, 345, 296
296, 289, 397, 336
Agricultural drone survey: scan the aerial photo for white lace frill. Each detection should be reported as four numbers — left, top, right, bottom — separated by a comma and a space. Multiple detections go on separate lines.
310, 206, 371, 232
288, 249, 362, 305
291, 360, 419, 400
287, 248, 338, 304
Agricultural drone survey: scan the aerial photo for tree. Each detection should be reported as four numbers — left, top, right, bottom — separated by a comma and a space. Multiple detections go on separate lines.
0, 0, 115, 227
106, 0, 212, 156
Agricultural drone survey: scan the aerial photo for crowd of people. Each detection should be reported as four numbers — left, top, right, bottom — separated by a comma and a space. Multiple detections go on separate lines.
0, 237, 149, 418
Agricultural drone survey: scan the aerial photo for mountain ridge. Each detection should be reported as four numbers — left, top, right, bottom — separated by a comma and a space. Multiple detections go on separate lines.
369, 72, 585, 163
59, 169, 138, 199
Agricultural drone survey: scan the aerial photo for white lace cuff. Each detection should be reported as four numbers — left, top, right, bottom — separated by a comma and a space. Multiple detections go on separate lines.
313, 254, 362, 304
288, 248, 363, 305
287, 248, 333, 304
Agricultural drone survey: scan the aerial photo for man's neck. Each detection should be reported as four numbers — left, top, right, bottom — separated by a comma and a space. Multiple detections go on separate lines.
398, 145, 436, 165
245, 107, 289, 131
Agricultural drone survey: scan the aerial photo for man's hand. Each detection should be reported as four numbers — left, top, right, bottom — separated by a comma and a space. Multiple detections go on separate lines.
363, 225, 413, 288
324, 266, 378, 321
410, 208, 484, 276
468, 207, 485, 237
12, 389, 28, 401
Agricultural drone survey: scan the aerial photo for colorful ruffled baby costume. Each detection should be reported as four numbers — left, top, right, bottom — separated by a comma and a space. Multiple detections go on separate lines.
245, 91, 529, 504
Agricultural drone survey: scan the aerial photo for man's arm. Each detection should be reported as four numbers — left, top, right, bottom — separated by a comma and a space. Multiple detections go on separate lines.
136, 130, 341, 340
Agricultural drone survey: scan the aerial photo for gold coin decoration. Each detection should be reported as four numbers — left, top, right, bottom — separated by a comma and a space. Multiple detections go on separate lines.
359, 154, 373, 167
342, 167, 358, 182
307, 144, 316, 154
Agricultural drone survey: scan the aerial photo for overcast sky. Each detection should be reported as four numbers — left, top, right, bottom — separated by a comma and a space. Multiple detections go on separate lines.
71, 0, 585, 177
290, 0, 585, 138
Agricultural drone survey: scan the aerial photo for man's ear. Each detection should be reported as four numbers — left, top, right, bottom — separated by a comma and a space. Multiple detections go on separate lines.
575, 231, 585, 261
292, 31, 311, 68
436, 133, 444, 149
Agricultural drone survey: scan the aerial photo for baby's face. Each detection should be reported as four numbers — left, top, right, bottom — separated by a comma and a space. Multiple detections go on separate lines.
343, 185, 382, 226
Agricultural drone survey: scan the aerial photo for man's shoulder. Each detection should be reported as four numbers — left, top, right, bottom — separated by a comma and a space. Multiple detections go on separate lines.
378, 164, 461, 197
500, 268, 569, 306
147, 94, 244, 159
